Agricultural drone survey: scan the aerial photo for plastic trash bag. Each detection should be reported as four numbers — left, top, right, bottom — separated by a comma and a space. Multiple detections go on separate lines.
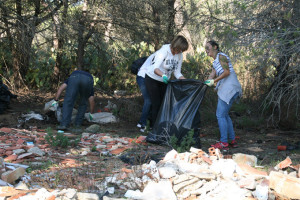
149, 79, 207, 144
56, 107, 77, 123
85, 112, 117, 124
44, 99, 58, 111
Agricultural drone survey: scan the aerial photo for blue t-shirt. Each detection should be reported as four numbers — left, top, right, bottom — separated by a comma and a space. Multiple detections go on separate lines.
64, 70, 94, 96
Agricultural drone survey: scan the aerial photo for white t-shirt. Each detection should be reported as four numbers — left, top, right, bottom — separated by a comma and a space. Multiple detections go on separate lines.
141, 44, 183, 82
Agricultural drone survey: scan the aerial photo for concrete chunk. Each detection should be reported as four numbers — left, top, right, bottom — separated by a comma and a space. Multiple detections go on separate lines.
269, 171, 300, 199
1, 167, 26, 184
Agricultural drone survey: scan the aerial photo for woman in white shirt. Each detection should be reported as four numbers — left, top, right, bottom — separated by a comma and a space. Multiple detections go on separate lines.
204, 40, 242, 150
144, 35, 189, 135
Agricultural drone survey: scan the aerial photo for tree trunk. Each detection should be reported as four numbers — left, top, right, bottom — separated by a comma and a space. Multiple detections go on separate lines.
53, 0, 69, 83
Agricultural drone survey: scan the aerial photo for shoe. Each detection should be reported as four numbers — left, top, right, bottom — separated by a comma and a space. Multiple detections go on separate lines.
137, 123, 142, 128
211, 141, 229, 150
146, 132, 163, 144
57, 125, 68, 130
140, 126, 146, 133
229, 139, 238, 148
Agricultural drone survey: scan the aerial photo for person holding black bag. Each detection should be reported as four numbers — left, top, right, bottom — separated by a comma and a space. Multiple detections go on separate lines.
144, 35, 189, 142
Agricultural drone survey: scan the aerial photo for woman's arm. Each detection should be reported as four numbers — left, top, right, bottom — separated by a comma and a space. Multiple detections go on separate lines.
208, 68, 216, 79
214, 55, 230, 83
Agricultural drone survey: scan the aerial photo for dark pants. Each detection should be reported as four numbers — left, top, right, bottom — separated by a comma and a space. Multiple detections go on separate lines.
61, 73, 93, 127
145, 75, 167, 128
136, 75, 152, 127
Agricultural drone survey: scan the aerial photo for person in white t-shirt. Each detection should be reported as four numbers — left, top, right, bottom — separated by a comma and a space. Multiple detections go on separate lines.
144, 35, 189, 138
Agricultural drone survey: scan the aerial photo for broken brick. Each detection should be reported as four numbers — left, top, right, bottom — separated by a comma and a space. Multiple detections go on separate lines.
0, 127, 12, 133
5, 151, 13, 156
16, 139, 25, 145
110, 147, 128, 155
276, 157, 292, 169
4, 155, 18, 162
238, 163, 268, 176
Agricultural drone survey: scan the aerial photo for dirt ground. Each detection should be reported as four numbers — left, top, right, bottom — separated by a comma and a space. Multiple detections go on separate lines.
0, 90, 299, 195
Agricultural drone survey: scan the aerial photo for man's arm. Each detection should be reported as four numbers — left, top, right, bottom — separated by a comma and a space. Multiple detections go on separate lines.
88, 96, 95, 113
55, 83, 67, 101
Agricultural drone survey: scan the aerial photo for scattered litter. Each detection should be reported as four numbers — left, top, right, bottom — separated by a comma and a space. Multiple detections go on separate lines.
84, 112, 117, 124
21, 112, 44, 121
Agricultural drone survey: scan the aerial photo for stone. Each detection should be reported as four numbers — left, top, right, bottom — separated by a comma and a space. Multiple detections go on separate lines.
85, 124, 101, 133
189, 172, 216, 180
173, 177, 199, 192
28, 147, 45, 156
163, 149, 178, 161
17, 152, 33, 159
12, 149, 26, 155
238, 177, 256, 190
1, 167, 26, 184
158, 166, 177, 178
124, 190, 143, 199
142, 180, 177, 200
232, 153, 257, 167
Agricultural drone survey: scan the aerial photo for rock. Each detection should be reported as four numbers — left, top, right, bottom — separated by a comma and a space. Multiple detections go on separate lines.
12, 149, 26, 155
252, 184, 268, 200
77, 192, 100, 200
142, 180, 177, 200
232, 153, 257, 167
158, 166, 177, 178
28, 147, 45, 156
173, 177, 199, 193
85, 124, 101, 133
1, 167, 26, 184
124, 189, 143, 199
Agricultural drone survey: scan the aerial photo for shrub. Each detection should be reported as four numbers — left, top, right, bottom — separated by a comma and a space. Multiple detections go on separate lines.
45, 127, 80, 148
169, 129, 195, 153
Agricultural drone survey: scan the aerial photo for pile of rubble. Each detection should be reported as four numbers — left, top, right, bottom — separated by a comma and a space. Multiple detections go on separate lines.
104, 148, 300, 200
0, 126, 299, 200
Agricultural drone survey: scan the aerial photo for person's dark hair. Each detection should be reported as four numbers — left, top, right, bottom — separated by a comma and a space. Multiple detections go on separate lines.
171, 35, 189, 52
207, 40, 220, 52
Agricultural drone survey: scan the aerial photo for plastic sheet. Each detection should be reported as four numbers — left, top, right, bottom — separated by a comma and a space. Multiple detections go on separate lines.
150, 79, 207, 143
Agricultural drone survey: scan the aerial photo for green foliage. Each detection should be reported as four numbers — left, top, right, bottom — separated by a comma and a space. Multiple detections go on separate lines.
45, 127, 80, 148
91, 146, 97, 152
182, 51, 211, 80
170, 129, 195, 153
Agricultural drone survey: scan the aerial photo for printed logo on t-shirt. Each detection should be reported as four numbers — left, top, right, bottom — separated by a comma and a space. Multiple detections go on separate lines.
166, 59, 178, 75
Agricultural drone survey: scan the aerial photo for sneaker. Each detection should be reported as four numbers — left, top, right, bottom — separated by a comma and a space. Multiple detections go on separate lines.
229, 139, 238, 148
211, 141, 229, 150
140, 126, 146, 133
137, 123, 142, 128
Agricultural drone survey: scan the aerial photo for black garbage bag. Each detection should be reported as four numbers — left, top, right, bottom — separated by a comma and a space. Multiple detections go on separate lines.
0, 81, 17, 114
147, 79, 207, 145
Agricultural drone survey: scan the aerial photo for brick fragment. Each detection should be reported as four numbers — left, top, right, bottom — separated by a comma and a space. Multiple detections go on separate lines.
0, 128, 12, 133
4, 155, 18, 162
